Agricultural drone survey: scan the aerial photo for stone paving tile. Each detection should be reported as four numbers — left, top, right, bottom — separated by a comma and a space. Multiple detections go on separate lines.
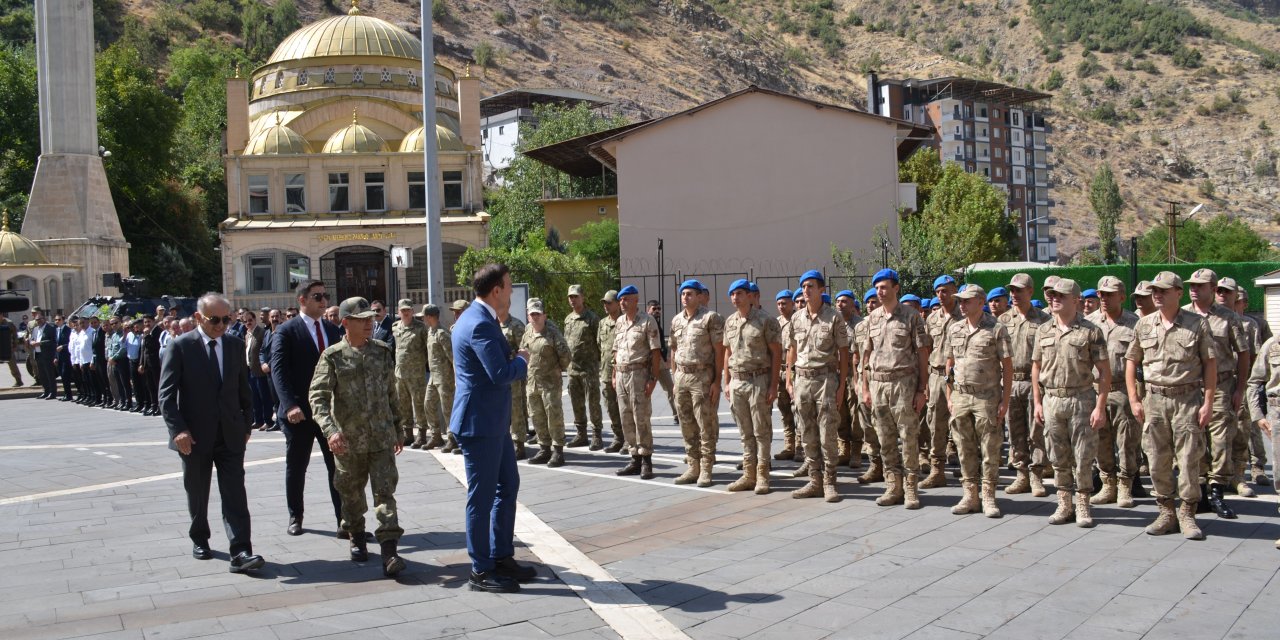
1082, 593, 1177, 635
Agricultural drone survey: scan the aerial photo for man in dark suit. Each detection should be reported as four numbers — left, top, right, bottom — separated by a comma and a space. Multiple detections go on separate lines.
141, 308, 165, 415
371, 300, 394, 349
159, 293, 264, 573
28, 311, 57, 398
90, 317, 110, 406
53, 314, 73, 400
270, 280, 344, 537
450, 264, 538, 593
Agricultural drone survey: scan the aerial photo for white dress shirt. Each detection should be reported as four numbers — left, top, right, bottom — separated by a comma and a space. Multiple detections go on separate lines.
301, 313, 327, 352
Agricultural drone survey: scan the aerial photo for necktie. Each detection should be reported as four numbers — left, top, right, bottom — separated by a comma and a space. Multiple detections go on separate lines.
208, 339, 221, 384
314, 319, 325, 352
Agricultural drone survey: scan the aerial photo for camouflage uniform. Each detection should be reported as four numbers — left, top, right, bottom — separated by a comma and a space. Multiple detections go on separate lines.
864, 304, 930, 507
1086, 305, 1140, 504
501, 316, 528, 447
1239, 311, 1269, 480
671, 306, 725, 485
564, 308, 602, 443
522, 322, 572, 447
392, 317, 430, 444
787, 304, 850, 500
945, 310, 1011, 514
425, 324, 455, 444
774, 313, 799, 459
837, 314, 864, 468
853, 315, 882, 483
1246, 336, 1280, 521
598, 311, 624, 450
924, 301, 963, 486
1181, 300, 1247, 489
1032, 315, 1107, 498
310, 338, 404, 543
1001, 303, 1053, 493
614, 312, 662, 456
723, 307, 781, 492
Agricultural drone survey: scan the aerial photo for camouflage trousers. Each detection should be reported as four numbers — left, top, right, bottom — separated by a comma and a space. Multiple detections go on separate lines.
729, 372, 773, 466
795, 371, 840, 474
870, 376, 921, 477
1143, 387, 1206, 503
1201, 379, 1238, 485
601, 363, 622, 431
1097, 390, 1140, 479
1043, 388, 1099, 493
335, 447, 403, 543
674, 369, 718, 465
655, 365, 677, 418
1007, 379, 1051, 475
776, 365, 797, 445
1247, 405, 1269, 469
425, 379, 454, 439
511, 379, 528, 442
568, 368, 602, 429
617, 369, 654, 456
528, 376, 567, 447
950, 387, 1002, 486
395, 375, 427, 439
923, 369, 952, 466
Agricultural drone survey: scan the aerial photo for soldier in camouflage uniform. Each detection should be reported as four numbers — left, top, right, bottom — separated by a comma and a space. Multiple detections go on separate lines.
1217, 278, 1261, 497
564, 284, 603, 449
987, 287, 1011, 319
309, 297, 406, 577
1236, 286, 1271, 487
613, 285, 662, 479
1002, 273, 1053, 497
450, 299, 470, 324
834, 291, 864, 470
598, 290, 625, 453
1086, 276, 1141, 507
855, 288, 884, 485
521, 298, 572, 467
422, 305, 458, 455
923, 275, 962, 489
722, 279, 782, 494
1245, 331, 1280, 549
773, 290, 799, 461
788, 270, 850, 503
392, 299, 432, 449
501, 312, 529, 459
671, 279, 726, 487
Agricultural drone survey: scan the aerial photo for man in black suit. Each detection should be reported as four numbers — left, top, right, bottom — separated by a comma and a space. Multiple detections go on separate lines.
141, 308, 166, 415
90, 317, 110, 406
159, 293, 264, 573
28, 311, 57, 399
53, 314, 73, 400
270, 280, 345, 537
371, 300, 395, 349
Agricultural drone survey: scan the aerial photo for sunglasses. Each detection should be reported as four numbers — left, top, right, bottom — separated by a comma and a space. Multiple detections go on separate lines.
308, 292, 330, 301
205, 315, 234, 325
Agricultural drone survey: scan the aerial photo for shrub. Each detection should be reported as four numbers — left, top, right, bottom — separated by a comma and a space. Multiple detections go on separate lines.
473, 42, 494, 68
1103, 75, 1121, 91
1255, 158, 1277, 177
1199, 179, 1216, 199
1087, 101, 1120, 124
1044, 68, 1064, 90
432, 0, 449, 22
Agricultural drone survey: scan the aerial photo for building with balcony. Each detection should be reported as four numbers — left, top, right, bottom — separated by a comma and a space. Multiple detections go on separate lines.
479, 87, 611, 183
867, 75, 1058, 263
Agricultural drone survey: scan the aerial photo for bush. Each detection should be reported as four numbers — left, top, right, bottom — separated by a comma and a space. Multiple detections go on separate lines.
1130, 96, 1145, 108
1172, 46, 1202, 68
473, 42, 495, 68
493, 10, 512, 26
1044, 47, 1063, 62
1043, 68, 1064, 90
1255, 158, 1277, 177
784, 46, 810, 66
1077, 55, 1101, 78
1028, 0, 1210, 58
432, 0, 449, 22
1086, 101, 1121, 125
1103, 75, 1121, 91
189, 0, 241, 33
1199, 179, 1216, 199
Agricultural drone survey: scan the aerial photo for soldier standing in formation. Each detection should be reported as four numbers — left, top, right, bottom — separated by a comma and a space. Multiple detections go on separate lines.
500, 310, 529, 459
522, 298, 572, 467
392, 299, 432, 449
613, 286, 662, 479
450, 299, 470, 324
423, 305, 458, 455
1002, 273, 1053, 497
855, 288, 884, 485
1132, 281, 1156, 317
309, 297, 406, 577
1235, 285, 1272, 487
1246, 322, 1280, 549
722, 279, 782, 494
646, 299, 680, 422
923, 275, 962, 489
834, 290, 864, 470
773, 290, 799, 461
564, 285, 603, 449
598, 290, 626, 453
787, 270, 850, 502
1216, 278, 1260, 498
1086, 276, 1141, 507
987, 287, 1011, 319
671, 280, 726, 487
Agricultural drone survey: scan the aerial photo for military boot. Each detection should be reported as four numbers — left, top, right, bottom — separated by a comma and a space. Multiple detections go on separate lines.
1177, 501, 1204, 540
528, 446, 552, 465
350, 538, 369, 562
847, 441, 863, 470
791, 467, 823, 499
981, 482, 1002, 518
876, 472, 903, 506
1075, 491, 1095, 528
548, 446, 565, 468
411, 429, 427, 449
567, 425, 589, 448
381, 540, 405, 577
1131, 472, 1149, 498
1207, 483, 1237, 519
857, 458, 884, 484
697, 458, 715, 488
514, 440, 526, 461
1005, 469, 1031, 494
951, 482, 980, 515
1145, 498, 1178, 536
823, 470, 841, 503
1235, 476, 1257, 498
755, 462, 771, 495
1048, 490, 1075, 525
589, 427, 604, 451
919, 462, 947, 489
606, 425, 624, 453
640, 455, 655, 480
1029, 469, 1048, 497
726, 458, 757, 492
837, 439, 852, 466
674, 457, 700, 485
904, 474, 922, 510
1252, 464, 1271, 487
792, 459, 811, 478
616, 455, 641, 476
774, 431, 796, 461
1090, 475, 1117, 505
423, 433, 444, 450
1116, 476, 1135, 508
441, 434, 458, 454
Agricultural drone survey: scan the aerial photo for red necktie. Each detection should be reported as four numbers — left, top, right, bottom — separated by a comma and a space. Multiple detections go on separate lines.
314, 319, 325, 352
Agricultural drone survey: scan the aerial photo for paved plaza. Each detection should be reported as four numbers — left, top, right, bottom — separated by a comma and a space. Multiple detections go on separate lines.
1, 365, 1279, 639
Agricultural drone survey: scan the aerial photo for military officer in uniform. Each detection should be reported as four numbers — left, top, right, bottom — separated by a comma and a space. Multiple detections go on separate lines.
1002, 273, 1053, 496
598, 290, 626, 453
922, 275, 962, 489
613, 286, 662, 479
1132, 281, 1156, 317
787, 270, 851, 502
522, 298, 572, 467
1086, 276, 1141, 507
773, 289, 799, 461
1217, 278, 1261, 497
1236, 285, 1271, 487
855, 288, 885, 485
309, 297, 406, 577
987, 287, 1010, 319
423, 305, 458, 455
834, 290, 864, 470
671, 280, 726, 487
564, 285, 603, 449
1245, 329, 1280, 549
500, 311, 529, 458
450, 299, 470, 324
392, 299, 432, 449
722, 279, 782, 494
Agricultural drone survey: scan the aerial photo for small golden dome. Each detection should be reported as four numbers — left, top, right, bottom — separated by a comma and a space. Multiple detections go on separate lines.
0, 210, 53, 266
266, 4, 421, 65
322, 110, 388, 153
399, 124, 466, 152
244, 120, 313, 155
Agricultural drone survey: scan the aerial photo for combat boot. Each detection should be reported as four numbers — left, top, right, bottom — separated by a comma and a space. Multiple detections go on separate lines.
876, 473, 904, 506
350, 537, 369, 562
606, 425, 624, 453
1207, 483, 1237, 519
1116, 476, 1135, 508
726, 459, 756, 492
567, 425, 589, 448
411, 429, 426, 449
951, 482, 980, 515
919, 463, 947, 489
791, 468, 823, 499
1131, 472, 1149, 498
1252, 465, 1271, 487
1048, 490, 1074, 525
640, 455, 654, 480
755, 462, 771, 495
1005, 469, 1031, 494
1029, 469, 1048, 497
1145, 498, 1177, 536
589, 427, 604, 451
381, 540, 405, 577
423, 433, 444, 450
548, 446, 565, 468
981, 482, 1002, 518
674, 459, 700, 484
792, 459, 811, 478
823, 470, 841, 503
857, 458, 884, 484
774, 431, 795, 461
904, 474, 922, 510
847, 441, 863, 470
1075, 491, 1095, 528
1178, 501, 1204, 540
1090, 475, 1117, 505
440, 435, 455, 454
837, 439, 852, 466
1235, 475, 1256, 498
528, 446, 552, 465
697, 458, 715, 488
514, 440, 526, 461
616, 455, 641, 476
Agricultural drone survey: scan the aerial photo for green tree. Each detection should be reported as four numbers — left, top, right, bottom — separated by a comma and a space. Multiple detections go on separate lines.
898, 163, 1017, 278
455, 231, 609, 323
1138, 213, 1276, 263
0, 44, 37, 230
241, 0, 300, 62
898, 148, 943, 211
1088, 163, 1123, 263
567, 219, 620, 282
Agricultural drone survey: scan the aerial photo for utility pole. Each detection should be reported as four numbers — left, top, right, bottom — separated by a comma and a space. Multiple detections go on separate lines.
1161, 200, 1182, 263
420, 0, 443, 305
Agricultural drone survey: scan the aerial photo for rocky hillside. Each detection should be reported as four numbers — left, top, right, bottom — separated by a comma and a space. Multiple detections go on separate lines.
144, 0, 1280, 261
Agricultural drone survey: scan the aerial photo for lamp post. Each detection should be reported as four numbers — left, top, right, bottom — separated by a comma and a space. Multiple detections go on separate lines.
419, 0, 443, 305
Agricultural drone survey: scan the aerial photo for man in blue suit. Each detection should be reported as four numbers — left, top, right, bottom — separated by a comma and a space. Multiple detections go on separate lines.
450, 263, 539, 593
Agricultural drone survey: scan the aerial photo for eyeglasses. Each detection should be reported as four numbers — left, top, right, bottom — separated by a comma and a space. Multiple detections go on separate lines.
309, 292, 330, 301
205, 315, 234, 325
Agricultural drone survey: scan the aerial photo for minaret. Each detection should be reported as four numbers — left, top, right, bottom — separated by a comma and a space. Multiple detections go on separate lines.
21, 0, 130, 299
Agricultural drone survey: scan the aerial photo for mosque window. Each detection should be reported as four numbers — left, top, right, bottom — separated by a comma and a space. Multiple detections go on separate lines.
298, 69, 309, 86
407, 171, 425, 210
248, 175, 269, 214
249, 256, 275, 293
380, 68, 392, 83
443, 171, 463, 210
260, 76, 269, 94
352, 67, 364, 84
324, 67, 336, 83
407, 70, 417, 87
285, 174, 306, 213
364, 172, 386, 212
329, 173, 350, 212
274, 71, 283, 89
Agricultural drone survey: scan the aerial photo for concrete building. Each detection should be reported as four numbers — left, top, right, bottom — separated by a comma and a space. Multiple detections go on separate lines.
1, 211, 82, 314
867, 75, 1058, 263
219, 3, 488, 310
479, 87, 610, 182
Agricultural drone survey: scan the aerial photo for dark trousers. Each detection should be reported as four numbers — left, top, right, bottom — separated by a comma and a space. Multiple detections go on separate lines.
283, 418, 341, 523
248, 376, 272, 426
58, 357, 73, 398
35, 352, 56, 395
145, 366, 160, 408
95, 359, 111, 402
181, 435, 252, 555
112, 358, 133, 406
457, 433, 519, 574
129, 360, 149, 407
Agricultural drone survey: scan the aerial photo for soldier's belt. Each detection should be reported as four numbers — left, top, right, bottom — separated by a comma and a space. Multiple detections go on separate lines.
1012, 372, 1031, 382
1147, 383, 1200, 397
731, 367, 771, 379
1043, 385, 1091, 397
794, 366, 835, 379
869, 369, 914, 382
1217, 370, 1235, 384
675, 363, 712, 374
618, 362, 650, 372
953, 384, 1000, 398
931, 365, 947, 374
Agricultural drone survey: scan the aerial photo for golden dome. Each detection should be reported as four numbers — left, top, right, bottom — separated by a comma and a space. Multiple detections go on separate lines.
266, 2, 421, 65
244, 120, 313, 155
322, 110, 388, 153
399, 124, 466, 152
0, 210, 53, 266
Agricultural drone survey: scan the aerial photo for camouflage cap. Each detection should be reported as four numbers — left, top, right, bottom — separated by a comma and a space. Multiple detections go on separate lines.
1217, 276, 1239, 291
527, 297, 545, 314
1150, 271, 1183, 290
567, 284, 584, 297
1051, 278, 1081, 297
450, 299, 470, 312
1133, 280, 1154, 296
1097, 275, 1125, 293
956, 284, 986, 300
1043, 275, 1061, 291
1186, 268, 1217, 285
601, 289, 619, 303
1008, 273, 1034, 290
418, 303, 440, 317
397, 298, 414, 310
338, 297, 376, 321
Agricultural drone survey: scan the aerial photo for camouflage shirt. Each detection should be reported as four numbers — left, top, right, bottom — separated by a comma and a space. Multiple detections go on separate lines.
723, 307, 781, 373
521, 323, 571, 384
614, 312, 661, 368
1182, 302, 1247, 379
391, 318, 429, 379
671, 306, 725, 368
564, 309, 601, 373
502, 316, 526, 353
926, 302, 962, 369
1126, 310, 1215, 388
864, 304, 930, 377
1247, 336, 1280, 422
598, 314, 619, 375
785, 304, 850, 371
1031, 317, 1108, 390
309, 338, 402, 453
426, 325, 454, 387
1087, 309, 1140, 392
1001, 306, 1052, 374
945, 313, 1012, 390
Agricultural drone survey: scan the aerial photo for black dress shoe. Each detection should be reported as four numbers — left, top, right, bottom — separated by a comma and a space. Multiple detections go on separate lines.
192, 543, 212, 560
469, 570, 519, 593
287, 517, 303, 536
350, 541, 368, 562
1208, 484, 1237, 519
229, 551, 265, 573
494, 556, 537, 582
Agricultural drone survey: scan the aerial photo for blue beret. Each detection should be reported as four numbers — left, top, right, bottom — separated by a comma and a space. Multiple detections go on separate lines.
863, 288, 877, 302
900, 294, 922, 304
924, 297, 936, 309
799, 269, 825, 286
933, 275, 957, 290
821, 293, 831, 304
873, 268, 899, 285
775, 289, 793, 301
986, 287, 1009, 302
835, 289, 855, 300
618, 285, 639, 297
793, 289, 804, 301
983, 305, 990, 312
728, 279, 751, 296
1082, 288, 1098, 299
679, 279, 703, 292
1031, 299, 1045, 308
853, 299, 861, 310
747, 281, 760, 293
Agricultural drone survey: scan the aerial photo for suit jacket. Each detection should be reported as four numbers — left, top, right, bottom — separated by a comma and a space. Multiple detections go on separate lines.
92, 326, 107, 363
159, 331, 253, 456
449, 301, 527, 439
269, 315, 342, 421
33, 323, 55, 358
373, 315, 395, 350
143, 323, 163, 368
54, 324, 69, 364
245, 325, 267, 378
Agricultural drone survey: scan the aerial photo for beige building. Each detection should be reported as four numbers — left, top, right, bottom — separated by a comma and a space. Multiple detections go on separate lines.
1, 211, 82, 314
220, 4, 488, 310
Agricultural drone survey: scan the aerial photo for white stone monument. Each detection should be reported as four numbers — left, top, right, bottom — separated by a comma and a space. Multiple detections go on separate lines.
21, 0, 130, 301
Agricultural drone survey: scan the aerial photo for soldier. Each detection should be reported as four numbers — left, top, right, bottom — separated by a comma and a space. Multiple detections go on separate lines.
1082, 289, 1101, 316
1132, 281, 1156, 317
598, 290, 625, 453
1215, 278, 1259, 498
646, 299, 679, 422
670, 280, 726, 486
1236, 286, 1271, 487
391, 299, 431, 449
787, 270, 850, 502
1126, 271, 1216, 539
613, 286, 662, 479
923, 276, 963, 490
1182, 268, 1248, 519
1245, 331, 1280, 549
987, 287, 1010, 319
1002, 273, 1053, 496
522, 298, 572, 467
500, 310, 530, 457
450, 299, 470, 325
423, 304, 458, 455
722, 279, 782, 494
943, 284, 1012, 517
862, 269, 930, 508
773, 289, 800, 461
855, 288, 885, 485
1031, 278, 1110, 528
309, 297, 406, 577
564, 285, 603, 449
1086, 276, 1141, 508
834, 290, 864, 469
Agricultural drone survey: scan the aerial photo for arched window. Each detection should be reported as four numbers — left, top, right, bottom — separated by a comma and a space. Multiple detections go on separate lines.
274, 71, 283, 89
